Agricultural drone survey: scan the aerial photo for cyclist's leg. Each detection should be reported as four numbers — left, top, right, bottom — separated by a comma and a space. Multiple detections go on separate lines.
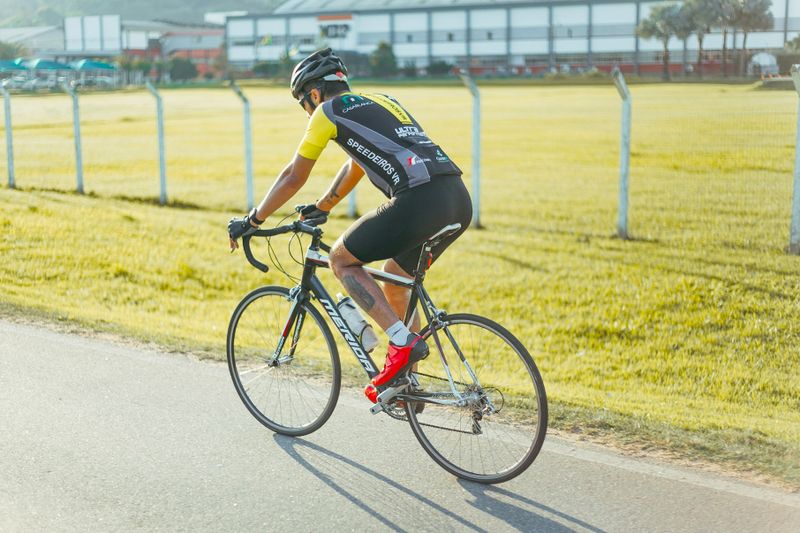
328, 240, 402, 331
382, 259, 421, 332
330, 237, 429, 389
332, 196, 421, 331
333, 175, 471, 384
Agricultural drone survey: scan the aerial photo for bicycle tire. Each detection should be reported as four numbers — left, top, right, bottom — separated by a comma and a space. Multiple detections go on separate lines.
405, 313, 548, 484
227, 286, 341, 436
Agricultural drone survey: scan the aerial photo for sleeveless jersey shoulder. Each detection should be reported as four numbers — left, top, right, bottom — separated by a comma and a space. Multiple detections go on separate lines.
324, 92, 462, 197
296, 102, 337, 160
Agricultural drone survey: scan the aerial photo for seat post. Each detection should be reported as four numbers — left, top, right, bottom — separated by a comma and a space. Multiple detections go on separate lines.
413, 243, 434, 284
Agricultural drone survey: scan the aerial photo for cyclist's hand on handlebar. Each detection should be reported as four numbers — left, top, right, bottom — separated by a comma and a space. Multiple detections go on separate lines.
296, 203, 329, 226
228, 208, 263, 251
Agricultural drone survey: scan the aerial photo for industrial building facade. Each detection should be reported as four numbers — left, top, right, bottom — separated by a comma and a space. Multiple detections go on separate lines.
226, 0, 798, 74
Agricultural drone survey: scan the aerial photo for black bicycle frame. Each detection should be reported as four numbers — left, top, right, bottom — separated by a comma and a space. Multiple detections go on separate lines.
299, 244, 434, 379
242, 221, 456, 382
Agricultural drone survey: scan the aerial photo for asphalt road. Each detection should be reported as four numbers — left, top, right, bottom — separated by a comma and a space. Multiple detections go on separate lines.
1, 319, 798, 532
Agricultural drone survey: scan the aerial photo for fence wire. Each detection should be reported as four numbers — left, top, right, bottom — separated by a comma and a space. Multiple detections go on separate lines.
1, 84, 798, 255
627, 85, 795, 254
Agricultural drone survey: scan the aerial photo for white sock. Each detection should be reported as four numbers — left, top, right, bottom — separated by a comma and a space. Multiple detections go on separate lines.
386, 321, 412, 345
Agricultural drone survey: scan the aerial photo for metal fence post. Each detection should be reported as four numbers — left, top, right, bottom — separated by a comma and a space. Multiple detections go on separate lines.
230, 81, 254, 210
790, 66, 800, 254
145, 81, 167, 205
612, 69, 632, 240
457, 70, 482, 228
1, 81, 14, 189
62, 82, 84, 194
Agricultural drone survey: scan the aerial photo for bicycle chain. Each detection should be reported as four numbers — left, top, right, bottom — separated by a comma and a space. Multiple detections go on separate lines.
383, 372, 485, 435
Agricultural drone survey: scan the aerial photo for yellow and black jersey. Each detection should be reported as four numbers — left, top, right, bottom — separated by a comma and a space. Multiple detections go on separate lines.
297, 91, 462, 197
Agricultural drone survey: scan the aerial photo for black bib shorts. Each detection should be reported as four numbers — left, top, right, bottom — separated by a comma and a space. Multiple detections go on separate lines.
342, 174, 472, 276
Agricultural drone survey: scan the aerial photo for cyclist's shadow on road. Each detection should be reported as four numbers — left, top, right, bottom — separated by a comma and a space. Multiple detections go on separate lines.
274, 434, 600, 532
458, 480, 606, 533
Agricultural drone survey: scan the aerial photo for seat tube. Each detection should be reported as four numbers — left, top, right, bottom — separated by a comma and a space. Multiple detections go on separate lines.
403, 283, 420, 326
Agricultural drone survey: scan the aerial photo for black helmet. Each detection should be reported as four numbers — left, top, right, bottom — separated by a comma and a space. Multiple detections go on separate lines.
290, 48, 348, 99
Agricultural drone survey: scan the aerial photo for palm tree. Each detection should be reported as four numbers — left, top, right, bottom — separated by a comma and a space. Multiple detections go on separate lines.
683, 0, 719, 78
733, 0, 775, 76
637, 3, 683, 80
675, 5, 696, 76
709, 0, 738, 77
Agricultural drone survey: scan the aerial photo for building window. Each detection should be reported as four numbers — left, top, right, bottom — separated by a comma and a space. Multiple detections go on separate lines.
406, 34, 413, 43
447, 32, 454, 42
567, 29, 573, 38
487, 31, 493, 40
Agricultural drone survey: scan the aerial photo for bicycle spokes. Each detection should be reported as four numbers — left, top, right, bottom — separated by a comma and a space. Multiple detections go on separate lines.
405, 315, 547, 483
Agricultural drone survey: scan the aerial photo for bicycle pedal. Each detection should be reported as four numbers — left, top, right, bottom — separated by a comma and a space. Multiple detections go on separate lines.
369, 403, 386, 415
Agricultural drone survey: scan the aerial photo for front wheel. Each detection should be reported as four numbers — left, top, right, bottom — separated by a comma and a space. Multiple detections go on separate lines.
405, 314, 548, 484
227, 286, 341, 436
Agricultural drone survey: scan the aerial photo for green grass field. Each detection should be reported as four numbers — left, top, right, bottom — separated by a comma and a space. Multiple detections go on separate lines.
1, 83, 798, 485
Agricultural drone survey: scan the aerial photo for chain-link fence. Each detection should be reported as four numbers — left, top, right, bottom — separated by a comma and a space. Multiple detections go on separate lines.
1, 82, 798, 254
626, 84, 795, 254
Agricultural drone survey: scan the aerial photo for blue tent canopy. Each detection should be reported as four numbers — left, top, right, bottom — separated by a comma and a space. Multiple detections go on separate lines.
73, 59, 116, 71
0, 60, 26, 72
26, 58, 73, 71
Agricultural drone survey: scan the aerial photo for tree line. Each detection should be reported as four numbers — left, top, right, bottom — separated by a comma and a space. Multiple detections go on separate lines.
637, 0, 774, 80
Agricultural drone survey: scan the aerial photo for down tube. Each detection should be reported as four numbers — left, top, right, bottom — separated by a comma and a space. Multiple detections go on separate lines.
309, 276, 380, 379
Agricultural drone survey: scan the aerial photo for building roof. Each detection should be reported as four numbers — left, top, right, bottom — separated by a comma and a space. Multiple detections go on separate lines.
122, 19, 222, 32
0, 26, 60, 44
273, 0, 541, 15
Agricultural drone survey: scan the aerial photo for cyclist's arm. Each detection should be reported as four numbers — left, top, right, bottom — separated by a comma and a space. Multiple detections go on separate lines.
252, 154, 315, 221
252, 106, 337, 221
317, 159, 365, 212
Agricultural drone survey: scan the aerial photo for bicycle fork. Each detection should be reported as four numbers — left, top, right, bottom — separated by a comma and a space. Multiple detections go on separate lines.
270, 289, 307, 366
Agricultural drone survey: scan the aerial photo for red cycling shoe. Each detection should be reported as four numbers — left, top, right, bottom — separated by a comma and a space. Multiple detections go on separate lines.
371, 335, 429, 388
364, 384, 379, 403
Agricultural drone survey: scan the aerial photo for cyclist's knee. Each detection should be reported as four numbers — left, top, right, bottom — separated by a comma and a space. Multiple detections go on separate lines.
329, 239, 362, 278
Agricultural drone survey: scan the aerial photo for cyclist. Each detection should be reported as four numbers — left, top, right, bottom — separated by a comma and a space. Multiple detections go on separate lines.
228, 48, 472, 399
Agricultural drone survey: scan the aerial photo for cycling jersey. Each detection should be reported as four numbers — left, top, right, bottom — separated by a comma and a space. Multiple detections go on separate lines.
297, 91, 462, 197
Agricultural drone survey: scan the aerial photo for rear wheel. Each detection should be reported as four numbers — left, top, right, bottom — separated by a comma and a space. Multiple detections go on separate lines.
405, 313, 547, 484
227, 286, 341, 436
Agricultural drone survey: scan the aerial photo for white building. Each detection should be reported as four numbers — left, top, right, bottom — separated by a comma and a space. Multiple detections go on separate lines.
0, 26, 64, 56
225, 0, 798, 75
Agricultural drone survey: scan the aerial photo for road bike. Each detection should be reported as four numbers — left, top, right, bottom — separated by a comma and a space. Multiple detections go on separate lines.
227, 215, 548, 484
